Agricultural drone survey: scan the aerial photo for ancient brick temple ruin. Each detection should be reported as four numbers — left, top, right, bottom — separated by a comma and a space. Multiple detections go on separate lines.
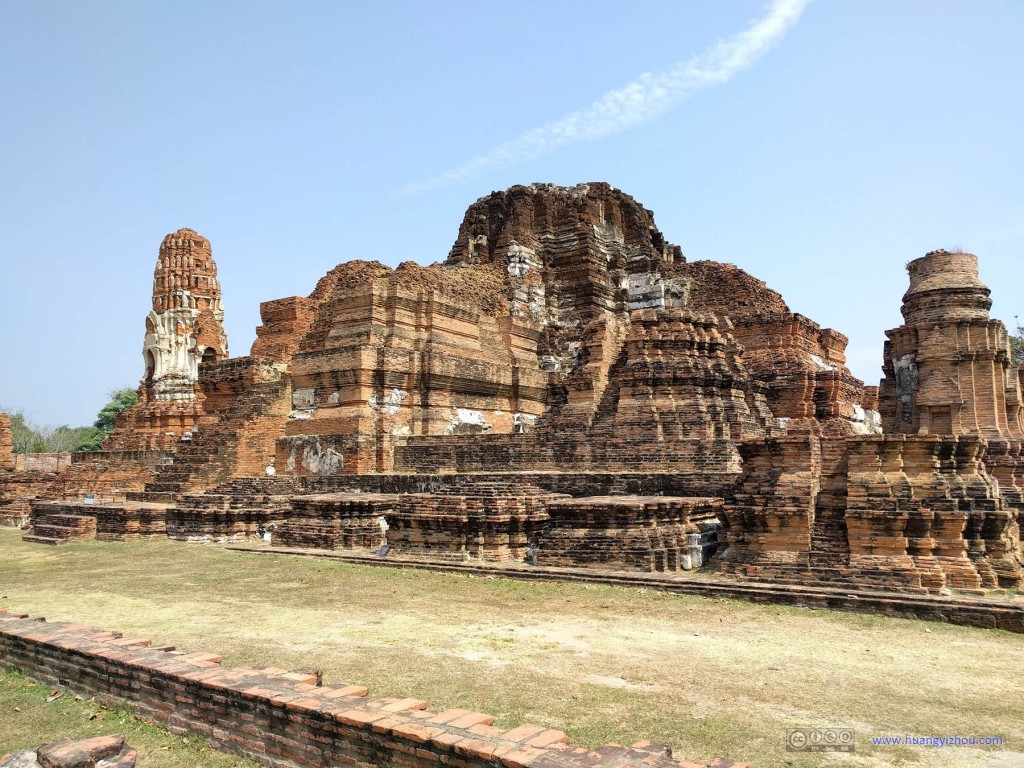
4, 183, 1022, 594
111, 228, 230, 449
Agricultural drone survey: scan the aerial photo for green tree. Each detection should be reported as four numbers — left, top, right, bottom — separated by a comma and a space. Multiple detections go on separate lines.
2, 388, 138, 456
74, 426, 109, 453
43, 424, 105, 453
8, 412, 47, 453
94, 388, 139, 432
83, 387, 139, 450
5, 413, 103, 454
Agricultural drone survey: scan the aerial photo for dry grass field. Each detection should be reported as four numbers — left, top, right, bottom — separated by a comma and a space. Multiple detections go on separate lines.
1, 527, 1022, 768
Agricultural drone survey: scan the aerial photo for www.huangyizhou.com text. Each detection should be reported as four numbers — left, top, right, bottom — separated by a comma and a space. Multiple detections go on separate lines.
872, 736, 1004, 747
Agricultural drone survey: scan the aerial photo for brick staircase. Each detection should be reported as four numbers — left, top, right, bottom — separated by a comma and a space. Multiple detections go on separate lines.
129, 377, 288, 504
23, 500, 169, 544
22, 510, 96, 545
808, 439, 851, 569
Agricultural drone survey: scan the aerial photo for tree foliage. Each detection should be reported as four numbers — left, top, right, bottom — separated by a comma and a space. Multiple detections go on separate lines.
8, 412, 49, 454
82, 387, 139, 450
5, 411, 103, 454
54, 424, 106, 453
39, 424, 101, 453
94, 388, 139, 433
3, 387, 138, 454
1012, 316, 1024, 367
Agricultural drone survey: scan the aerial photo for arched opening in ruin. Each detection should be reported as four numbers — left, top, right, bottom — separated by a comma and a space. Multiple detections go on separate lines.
201, 347, 217, 365
144, 350, 156, 384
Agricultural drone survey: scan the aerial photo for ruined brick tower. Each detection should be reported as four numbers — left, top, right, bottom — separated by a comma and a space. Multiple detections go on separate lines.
101, 229, 230, 450
143, 228, 228, 402
880, 250, 1024, 438
864, 250, 1024, 588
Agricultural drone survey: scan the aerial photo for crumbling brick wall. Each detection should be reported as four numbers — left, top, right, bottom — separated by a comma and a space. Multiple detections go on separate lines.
281, 269, 547, 474
0, 413, 14, 471
249, 296, 317, 361
0, 611, 749, 768
15, 454, 71, 472
0, 472, 55, 526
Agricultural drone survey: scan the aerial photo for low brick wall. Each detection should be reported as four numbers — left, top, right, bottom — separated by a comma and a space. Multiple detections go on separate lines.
0, 471, 57, 527
15, 454, 72, 473
0, 611, 747, 768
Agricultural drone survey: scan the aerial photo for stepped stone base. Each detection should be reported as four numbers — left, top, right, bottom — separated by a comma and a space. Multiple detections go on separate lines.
274, 484, 725, 570
275, 493, 400, 550
166, 476, 298, 541
26, 501, 169, 544
386, 482, 566, 563
27, 512, 97, 544
541, 496, 722, 572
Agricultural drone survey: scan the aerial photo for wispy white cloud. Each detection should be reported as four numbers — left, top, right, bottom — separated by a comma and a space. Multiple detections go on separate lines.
400, 0, 810, 196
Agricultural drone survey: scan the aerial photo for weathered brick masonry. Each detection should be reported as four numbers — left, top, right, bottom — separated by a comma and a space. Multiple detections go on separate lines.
0, 471, 54, 527
13, 453, 71, 473
0, 414, 14, 472
7, 185, 1024, 598
0, 611, 748, 768
2, 733, 138, 768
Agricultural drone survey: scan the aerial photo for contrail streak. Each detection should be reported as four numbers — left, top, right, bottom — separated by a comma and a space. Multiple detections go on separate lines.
400, 0, 809, 195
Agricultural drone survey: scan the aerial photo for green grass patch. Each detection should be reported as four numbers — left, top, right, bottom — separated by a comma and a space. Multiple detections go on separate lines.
0, 668, 257, 767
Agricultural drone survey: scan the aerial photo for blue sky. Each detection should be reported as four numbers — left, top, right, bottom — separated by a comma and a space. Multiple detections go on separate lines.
1, 1, 1022, 427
